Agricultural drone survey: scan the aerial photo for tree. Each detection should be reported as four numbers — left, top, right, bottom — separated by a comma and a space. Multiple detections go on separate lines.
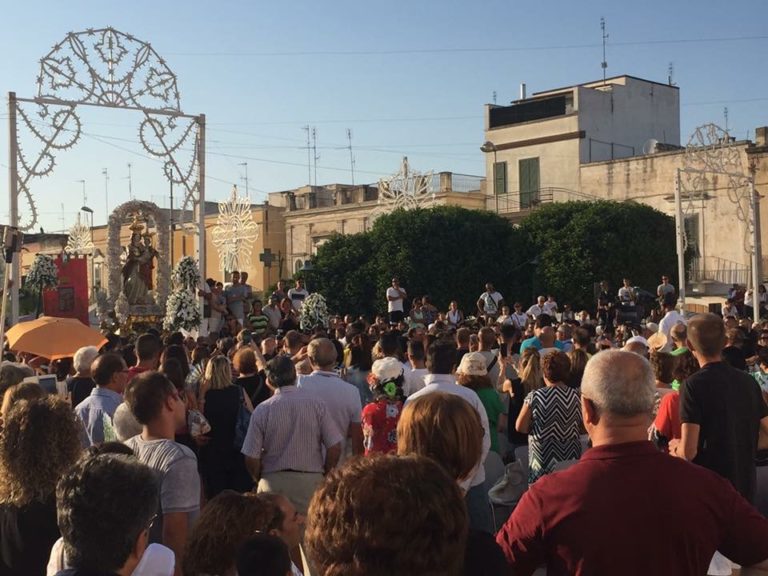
516, 201, 679, 309
312, 206, 523, 317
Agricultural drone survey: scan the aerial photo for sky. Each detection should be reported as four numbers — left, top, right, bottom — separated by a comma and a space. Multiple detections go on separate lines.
1, 0, 768, 233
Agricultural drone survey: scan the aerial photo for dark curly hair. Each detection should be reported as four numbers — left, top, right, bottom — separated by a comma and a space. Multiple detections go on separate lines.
182, 491, 280, 576
0, 397, 82, 506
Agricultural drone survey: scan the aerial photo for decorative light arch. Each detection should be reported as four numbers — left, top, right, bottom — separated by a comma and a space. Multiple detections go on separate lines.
371, 156, 434, 221
8, 27, 206, 322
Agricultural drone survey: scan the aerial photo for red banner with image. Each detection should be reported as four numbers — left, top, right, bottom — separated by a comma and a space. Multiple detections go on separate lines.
43, 254, 90, 325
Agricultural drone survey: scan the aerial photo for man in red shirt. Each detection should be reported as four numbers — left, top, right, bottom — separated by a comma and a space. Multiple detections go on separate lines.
496, 349, 768, 576
127, 333, 161, 381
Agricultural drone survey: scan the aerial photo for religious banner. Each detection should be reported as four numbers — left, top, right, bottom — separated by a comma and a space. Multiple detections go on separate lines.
43, 254, 89, 325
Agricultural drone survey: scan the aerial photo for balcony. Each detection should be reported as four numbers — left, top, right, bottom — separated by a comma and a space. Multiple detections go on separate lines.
487, 187, 597, 215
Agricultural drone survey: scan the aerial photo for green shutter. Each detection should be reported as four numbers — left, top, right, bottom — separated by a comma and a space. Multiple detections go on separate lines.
493, 162, 507, 195
519, 158, 540, 208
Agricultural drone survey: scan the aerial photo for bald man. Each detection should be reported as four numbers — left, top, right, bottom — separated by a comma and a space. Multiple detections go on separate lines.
297, 338, 363, 459
497, 350, 768, 575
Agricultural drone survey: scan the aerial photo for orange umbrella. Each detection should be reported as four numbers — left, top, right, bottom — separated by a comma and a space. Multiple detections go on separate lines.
6, 316, 107, 360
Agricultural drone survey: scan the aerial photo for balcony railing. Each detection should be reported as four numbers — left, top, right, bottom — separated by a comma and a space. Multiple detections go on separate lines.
488, 187, 597, 214
689, 256, 751, 286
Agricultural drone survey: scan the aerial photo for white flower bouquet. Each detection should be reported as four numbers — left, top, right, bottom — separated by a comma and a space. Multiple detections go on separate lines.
172, 256, 200, 292
26, 254, 58, 290
163, 288, 201, 331
300, 292, 330, 332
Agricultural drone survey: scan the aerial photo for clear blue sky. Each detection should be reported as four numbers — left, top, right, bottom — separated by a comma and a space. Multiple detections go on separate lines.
1, 0, 767, 232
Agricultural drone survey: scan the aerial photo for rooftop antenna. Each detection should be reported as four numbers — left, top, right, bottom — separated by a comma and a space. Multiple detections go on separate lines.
60, 203, 66, 234
668, 62, 675, 86
126, 162, 133, 200
346, 128, 356, 185
239, 162, 250, 201
102, 167, 109, 224
492, 90, 497, 104
600, 17, 608, 85
302, 126, 311, 186
312, 127, 319, 187
724, 107, 730, 134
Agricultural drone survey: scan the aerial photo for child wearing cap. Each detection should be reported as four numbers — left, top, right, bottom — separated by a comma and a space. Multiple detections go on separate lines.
362, 357, 406, 455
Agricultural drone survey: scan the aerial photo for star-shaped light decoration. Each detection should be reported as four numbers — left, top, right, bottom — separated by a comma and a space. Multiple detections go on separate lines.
211, 185, 260, 272
65, 213, 94, 255
372, 156, 435, 221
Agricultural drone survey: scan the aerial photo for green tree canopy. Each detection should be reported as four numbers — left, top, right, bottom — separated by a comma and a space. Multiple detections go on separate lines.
308, 201, 678, 318
312, 206, 523, 317
515, 201, 679, 309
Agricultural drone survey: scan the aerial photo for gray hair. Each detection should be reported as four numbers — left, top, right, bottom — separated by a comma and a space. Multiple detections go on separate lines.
581, 350, 655, 417
74, 346, 100, 374
265, 355, 297, 388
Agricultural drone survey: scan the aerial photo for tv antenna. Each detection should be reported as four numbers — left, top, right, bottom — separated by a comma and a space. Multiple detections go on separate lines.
600, 17, 608, 84
668, 62, 675, 86
346, 128, 356, 185
724, 107, 729, 133
492, 90, 497, 104
312, 127, 319, 186
302, 126, 311, 186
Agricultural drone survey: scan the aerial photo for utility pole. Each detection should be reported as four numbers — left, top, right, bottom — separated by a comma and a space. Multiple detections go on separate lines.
102, 168, 109, 223
312, 127, 319, 187
346, 128, 355, 185
302, 126, 311, 186
169, 181, 174, 262
239, 162, 249, 201
77, 179, 86, 206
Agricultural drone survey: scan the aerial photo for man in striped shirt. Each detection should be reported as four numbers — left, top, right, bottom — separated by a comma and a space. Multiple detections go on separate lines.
242, 355, 342, 515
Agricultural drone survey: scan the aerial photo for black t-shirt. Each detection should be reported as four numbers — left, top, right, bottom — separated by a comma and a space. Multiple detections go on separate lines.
203, 386, 241, 450
69, 376, 96, 408
235, 374, 270, 408
680, 361, 768, 501
506, 378, 528, 446
0, 498, 59, 576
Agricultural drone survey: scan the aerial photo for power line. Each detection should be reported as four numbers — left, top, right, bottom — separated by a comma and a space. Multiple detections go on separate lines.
163, 34, 768, 58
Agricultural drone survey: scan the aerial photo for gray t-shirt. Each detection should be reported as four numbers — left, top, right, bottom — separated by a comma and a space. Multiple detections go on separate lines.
124, 436, 200, 543
225, 283, 249, 319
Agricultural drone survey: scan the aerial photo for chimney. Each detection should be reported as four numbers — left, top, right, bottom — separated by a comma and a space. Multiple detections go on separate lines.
520, 83, 527, 100
756, 127, 768, 147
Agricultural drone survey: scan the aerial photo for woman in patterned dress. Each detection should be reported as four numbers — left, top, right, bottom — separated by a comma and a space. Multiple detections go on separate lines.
361, 357, 406, 455
515, 351, 582, 484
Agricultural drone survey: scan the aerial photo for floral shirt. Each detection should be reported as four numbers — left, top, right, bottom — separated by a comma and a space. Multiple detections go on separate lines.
361, 398, 403, 455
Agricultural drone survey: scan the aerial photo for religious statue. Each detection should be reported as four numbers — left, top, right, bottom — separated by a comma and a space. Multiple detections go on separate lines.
121, 214, 157, 305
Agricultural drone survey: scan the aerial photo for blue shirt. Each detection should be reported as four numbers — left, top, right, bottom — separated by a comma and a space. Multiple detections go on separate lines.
520, 336, 565, 354
75, 387, 123, 446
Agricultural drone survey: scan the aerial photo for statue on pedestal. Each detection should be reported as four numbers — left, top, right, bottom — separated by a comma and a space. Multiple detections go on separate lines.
121, 215, 157, 305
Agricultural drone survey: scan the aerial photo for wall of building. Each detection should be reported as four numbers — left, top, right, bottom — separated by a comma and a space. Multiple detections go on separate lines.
483, 109, 582, 194
579, 145, 768, 277
576, 77, 680, 164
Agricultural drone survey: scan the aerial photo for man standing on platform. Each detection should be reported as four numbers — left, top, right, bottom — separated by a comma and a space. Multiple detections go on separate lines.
386, 277, 407, 325
225, 270, 248, 324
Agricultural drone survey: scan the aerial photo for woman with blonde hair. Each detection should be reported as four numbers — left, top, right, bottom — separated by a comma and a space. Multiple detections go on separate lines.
199, 355, 253, 497
0, 397, 82, 575
502, 348, 543, 450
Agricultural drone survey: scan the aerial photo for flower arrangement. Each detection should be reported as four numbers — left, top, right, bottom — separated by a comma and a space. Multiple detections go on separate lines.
25, 254, 58, 290
172, 256, 200, 291
163, 289, 201, 331
299, 292, 330, 332
163, 257, 201, 331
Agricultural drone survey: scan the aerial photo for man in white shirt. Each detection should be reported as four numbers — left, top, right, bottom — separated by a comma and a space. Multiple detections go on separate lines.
658, 298, 687, 344
406, 340, 492, 533
297, 338, 363, 460
511, 303, 529, 330
386, 277, 407, 324
404, 340, 429, 396
618, 278, 636, 303
477, 283, 504, 324
287, 278, 309, 311
543, 295, 558, 317
526, 295, 547, 319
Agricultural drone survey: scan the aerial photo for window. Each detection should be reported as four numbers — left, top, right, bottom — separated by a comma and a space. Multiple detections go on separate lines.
519, 157, 540, 209
294, 259, 304, 274
684, 215, 701, 258
493, 161, 507, 195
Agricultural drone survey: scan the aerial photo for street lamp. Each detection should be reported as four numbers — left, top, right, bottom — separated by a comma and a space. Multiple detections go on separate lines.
81, 205, 95, 301
480, 141, 499, 212
300, 260, 315, 293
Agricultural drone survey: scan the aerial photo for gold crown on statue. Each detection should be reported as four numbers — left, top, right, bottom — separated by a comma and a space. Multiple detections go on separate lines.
129, 213, 146, 234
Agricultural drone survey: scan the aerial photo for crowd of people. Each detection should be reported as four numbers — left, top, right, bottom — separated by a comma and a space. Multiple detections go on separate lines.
1, 273, 768, 575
